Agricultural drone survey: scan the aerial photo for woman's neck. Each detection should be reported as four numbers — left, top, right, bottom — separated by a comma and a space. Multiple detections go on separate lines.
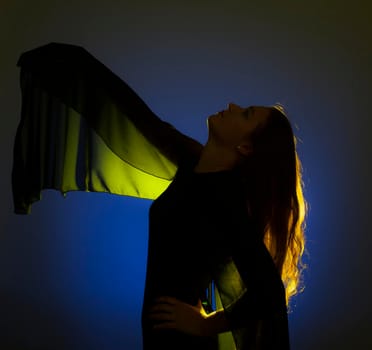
193, 140, 238, 173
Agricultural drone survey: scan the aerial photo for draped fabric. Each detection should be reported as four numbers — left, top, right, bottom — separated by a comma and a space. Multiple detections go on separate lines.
13, 43, 290, 349
13, 42, 200, 214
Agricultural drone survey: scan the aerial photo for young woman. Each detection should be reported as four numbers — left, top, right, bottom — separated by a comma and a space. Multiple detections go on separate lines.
13, 43, 306, 350
141, 104, 306, 350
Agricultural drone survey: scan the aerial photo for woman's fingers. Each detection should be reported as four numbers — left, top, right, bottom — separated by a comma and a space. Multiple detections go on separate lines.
148, 300, 175, 322
146, 296, 208, 336
149, 303, 173, 313
148, 312, 174, 322
148, 296, 181, 316
154, 296, 178, 305
153, 321, 176, 330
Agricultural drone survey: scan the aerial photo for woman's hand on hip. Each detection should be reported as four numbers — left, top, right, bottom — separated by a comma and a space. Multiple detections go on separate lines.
148, 296, 210, 336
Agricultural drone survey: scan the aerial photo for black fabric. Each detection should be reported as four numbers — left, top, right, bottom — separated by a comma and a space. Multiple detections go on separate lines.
13, 43, 290, 349
142, 166, 290, 349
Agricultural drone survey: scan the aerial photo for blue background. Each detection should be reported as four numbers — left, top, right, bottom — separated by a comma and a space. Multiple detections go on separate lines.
1, 1, 371, 349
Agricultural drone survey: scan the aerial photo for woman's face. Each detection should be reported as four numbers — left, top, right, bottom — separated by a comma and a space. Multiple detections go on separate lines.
207, 103, 270, 151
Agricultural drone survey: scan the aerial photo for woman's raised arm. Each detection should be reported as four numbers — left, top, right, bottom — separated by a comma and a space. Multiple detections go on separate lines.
13, 43, 202, 214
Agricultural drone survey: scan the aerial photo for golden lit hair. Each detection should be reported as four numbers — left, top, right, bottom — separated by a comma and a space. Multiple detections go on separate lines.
239, 104, 307, 305
264, 150, 307, 305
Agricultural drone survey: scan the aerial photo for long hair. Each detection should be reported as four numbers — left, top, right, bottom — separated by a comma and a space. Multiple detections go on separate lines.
238, 105, 307, 305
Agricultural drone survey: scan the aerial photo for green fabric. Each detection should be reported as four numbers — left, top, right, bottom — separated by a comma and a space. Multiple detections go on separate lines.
13, 43, 180, 214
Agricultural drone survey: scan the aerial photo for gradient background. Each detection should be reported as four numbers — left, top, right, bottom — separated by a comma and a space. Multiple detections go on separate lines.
1, 1, 371, 349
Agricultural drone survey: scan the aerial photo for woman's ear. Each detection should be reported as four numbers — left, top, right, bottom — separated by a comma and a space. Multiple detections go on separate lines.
236, 142, 252, 157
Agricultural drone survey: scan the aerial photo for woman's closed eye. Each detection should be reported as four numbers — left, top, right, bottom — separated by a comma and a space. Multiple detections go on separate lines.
243, 107, 253, 118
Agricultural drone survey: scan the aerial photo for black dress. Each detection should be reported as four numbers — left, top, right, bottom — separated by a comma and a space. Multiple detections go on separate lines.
142, 166, 232, 349
13, 43, 290, 349
142, 164, 290, 349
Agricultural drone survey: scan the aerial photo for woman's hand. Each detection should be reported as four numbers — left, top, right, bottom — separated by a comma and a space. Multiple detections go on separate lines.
148, 296, 210, 336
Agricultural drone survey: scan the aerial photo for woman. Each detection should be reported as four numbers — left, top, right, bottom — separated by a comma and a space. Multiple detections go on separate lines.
13, 43, 306, 350
141, 104, 306, 350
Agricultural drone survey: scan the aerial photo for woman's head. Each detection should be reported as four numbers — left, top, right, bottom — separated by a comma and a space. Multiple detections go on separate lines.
209, 103, 307, 305
207, 103, 271, 158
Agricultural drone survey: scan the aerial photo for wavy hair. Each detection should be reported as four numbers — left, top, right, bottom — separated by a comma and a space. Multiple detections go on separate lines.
238, 105, 307, 305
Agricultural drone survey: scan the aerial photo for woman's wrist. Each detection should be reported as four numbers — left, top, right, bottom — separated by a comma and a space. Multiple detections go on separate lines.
202, 309, 229, 336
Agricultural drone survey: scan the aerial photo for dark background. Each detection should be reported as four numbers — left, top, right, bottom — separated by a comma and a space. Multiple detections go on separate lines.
1, 1, 371, 349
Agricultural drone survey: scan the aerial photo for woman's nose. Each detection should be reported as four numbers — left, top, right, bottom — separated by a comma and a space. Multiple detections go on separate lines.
228, 103, 240, 111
